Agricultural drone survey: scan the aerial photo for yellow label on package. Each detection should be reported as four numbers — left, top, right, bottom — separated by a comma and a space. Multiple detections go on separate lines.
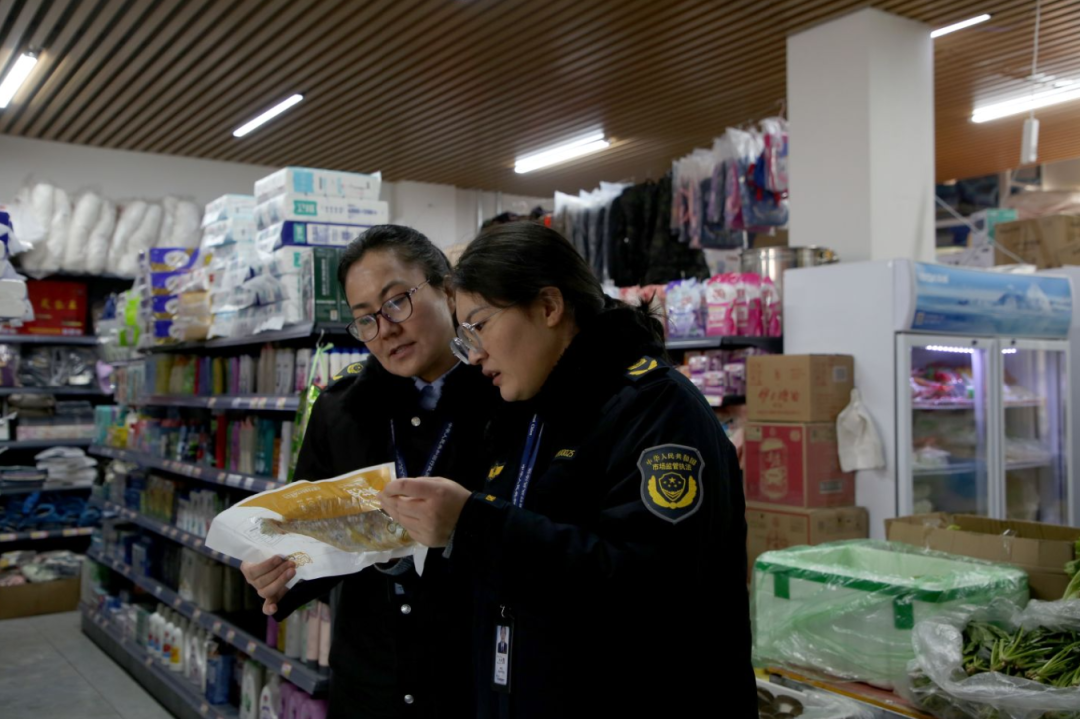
204, 463, 427, 583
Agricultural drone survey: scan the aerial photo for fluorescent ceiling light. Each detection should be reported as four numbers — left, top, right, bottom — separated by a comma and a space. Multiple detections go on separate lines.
0, 53, 38, 109
931, 14, 991, 39
972, 83, 1080, 123
232, 94, 304, 137
515, 133, 610, 174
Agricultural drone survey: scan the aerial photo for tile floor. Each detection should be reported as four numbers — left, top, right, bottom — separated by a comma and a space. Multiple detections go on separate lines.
0, 610, 173, 719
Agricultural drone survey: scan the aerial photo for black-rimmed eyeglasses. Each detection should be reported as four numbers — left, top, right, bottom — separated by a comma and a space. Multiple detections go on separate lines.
347, 281, 429, 342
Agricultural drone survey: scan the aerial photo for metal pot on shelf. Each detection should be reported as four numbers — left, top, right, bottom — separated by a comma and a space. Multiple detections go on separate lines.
739, 246, 839, 293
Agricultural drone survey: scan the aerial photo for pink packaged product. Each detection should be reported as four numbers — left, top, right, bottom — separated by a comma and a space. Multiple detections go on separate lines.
724, 362, 747, 395
762, 276, 782, 337
687, 354, 710, 375
702, 370, 727, 404
705, 274, 739, 337
739, 273, 763, 337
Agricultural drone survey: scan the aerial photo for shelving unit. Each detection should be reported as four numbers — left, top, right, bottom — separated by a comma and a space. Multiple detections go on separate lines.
148, 321, 351, 353
0, 386, 108, 396
137, 395, 299, 412
81, 603, 239, 719
0, 334, 100, 346
87, 548, 329, 695
89, 445, 282, 493
0, 480, 94, 495
0, 526, 94, 543
665, 336, 783, 352
90, 496, 241, 568
0, 438, 93, 450
913, 399, 1046, 411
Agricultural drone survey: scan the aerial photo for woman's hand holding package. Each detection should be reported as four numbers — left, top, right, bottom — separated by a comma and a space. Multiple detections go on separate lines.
240, 555, 296, 615
380, 477, 472, 548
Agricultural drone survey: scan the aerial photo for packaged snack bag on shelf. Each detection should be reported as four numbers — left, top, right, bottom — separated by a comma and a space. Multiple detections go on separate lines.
762, 276, 782, 337
704, 274, 738, 337
740, 273, 763, 337
665, 279, 704, 339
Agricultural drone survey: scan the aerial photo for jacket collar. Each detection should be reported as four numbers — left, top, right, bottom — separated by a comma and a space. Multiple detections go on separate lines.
340, 355, 497, 421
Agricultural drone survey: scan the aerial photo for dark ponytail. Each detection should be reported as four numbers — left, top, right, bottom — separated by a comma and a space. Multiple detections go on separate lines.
451, 222, 611, 326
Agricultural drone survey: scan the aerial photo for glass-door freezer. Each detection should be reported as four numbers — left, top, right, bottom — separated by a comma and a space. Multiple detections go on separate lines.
898, 334, 996, 518
1000, 340, 1071, 525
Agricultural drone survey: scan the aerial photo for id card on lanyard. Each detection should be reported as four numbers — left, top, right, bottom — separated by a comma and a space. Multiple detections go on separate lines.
390, 420, 453, 478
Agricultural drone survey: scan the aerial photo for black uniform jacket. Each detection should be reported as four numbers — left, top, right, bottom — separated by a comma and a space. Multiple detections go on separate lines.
448, 304, 758, 718
276, 357, 499, 719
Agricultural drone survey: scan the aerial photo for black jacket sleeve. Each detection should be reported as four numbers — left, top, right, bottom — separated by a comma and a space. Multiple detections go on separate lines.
451, 379, 741, 604
273, 392, 344, 620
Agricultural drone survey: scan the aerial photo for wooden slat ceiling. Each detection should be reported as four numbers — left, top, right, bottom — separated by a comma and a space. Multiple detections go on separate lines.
1, 0, 1078, 195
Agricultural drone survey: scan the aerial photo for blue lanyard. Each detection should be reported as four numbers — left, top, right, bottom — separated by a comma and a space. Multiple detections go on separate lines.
511, 414, 544, 508
390, 420, 454, 478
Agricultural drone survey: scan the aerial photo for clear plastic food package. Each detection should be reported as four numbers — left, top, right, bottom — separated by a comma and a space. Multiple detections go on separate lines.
205, 463, 424, 585
901, 598, 1080, 719
751, 540, 1030, 687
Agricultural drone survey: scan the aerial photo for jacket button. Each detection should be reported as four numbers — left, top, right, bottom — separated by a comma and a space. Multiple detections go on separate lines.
404, 695, 415, 705
400, 604, 412, 615
411, 416, 421, 427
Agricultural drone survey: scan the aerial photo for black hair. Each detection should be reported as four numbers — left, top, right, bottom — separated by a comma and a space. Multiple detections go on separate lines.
337, 224, 451, 291
451, 221, 611, 326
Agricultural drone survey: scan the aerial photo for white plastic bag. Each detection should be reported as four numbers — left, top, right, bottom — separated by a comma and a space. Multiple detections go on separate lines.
205, 463, 427, 586
837, 389, 886, 472
86, 200, 117, 275
63, 192, 103, 273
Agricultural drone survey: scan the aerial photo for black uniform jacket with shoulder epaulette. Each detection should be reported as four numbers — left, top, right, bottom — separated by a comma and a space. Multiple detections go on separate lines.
275, 357, 500, 719
449, 304, 757, 719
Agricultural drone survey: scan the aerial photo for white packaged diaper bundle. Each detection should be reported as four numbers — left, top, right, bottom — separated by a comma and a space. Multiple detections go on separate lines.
63, 192, 104, 273
254, 195, 388, 231
254, 167, 381, 205
86, 199, 117, 276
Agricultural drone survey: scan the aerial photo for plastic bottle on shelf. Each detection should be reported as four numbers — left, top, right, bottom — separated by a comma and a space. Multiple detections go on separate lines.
284, 606, 303, 659
277, 616, 287, 653
318, 602, 331, 669
240, 659, 265, 719
305, 604, 319, 666
259, 674, 282, 719
161, 614, 175, 666
171, 619, 185, 673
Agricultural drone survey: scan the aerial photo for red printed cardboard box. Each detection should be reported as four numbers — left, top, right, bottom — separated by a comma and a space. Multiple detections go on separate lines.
18, 281, 88, 336
744, 422, 855, 508
747, 355, 854, 423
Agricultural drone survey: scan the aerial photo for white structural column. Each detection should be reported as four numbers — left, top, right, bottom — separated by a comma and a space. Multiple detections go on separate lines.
787, 8, 935, 263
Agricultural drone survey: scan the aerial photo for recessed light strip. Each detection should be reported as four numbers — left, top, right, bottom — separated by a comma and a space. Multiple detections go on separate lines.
0, 53, 39, 109
232, 94, 304, 138
931, 14, 991, 39
514, 133, 610, 174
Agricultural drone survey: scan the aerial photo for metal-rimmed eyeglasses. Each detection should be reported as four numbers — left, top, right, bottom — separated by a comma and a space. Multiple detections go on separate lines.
450, 306, 511, 363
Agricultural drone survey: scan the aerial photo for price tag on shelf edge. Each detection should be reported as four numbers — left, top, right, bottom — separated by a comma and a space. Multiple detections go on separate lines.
154, 585, 163, 597
231, 398, 242, 409
193, 608, 202, 621
200, 702, 209, 716
246, 640, 257, 654
172, 597, 182, 609
243, 477, 255, 490
226, 629, 236, 642
208, 397, 217, 408
62, 528, 79, 537
213, 621, 222, 633
0, 533, 15, 542
281, 662, 293, 679
30, 531, 48, 540
275, 397, 288, 410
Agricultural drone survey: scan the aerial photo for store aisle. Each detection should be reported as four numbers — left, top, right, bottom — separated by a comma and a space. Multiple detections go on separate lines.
0, 611, 173, 719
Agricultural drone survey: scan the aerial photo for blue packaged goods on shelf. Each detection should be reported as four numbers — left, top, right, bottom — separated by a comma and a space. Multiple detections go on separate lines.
142, 248, 200, 273
144, 295, 180, 320
254, 196, 388, 231
256, 221, 367, 252
205, 642, 233, 705
150, 271, 190, 296
254, 167, 381, 204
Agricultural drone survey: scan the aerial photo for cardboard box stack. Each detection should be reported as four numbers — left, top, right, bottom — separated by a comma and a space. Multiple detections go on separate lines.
744, 355, 867, 577
887, 513, 1080, 601
994, 214, 1080, 269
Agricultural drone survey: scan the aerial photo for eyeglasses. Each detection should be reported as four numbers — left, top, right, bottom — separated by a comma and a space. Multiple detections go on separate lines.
347, 281, 429, 342
451, 307, 511, 363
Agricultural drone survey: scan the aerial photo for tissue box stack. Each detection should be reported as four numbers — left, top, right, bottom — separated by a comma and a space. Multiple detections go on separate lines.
197, 195, 259, 341
137, 247, 202, 346
253, 167, 385, 253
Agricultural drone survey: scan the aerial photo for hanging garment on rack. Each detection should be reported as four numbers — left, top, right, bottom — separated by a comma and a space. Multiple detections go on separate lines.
644, 176, 711, 286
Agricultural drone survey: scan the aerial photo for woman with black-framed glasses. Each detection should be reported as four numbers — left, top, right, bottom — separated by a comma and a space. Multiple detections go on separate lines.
239, 225, 499, 719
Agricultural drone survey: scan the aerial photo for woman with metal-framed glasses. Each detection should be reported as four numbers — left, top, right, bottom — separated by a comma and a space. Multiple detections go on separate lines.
239, 225, 500, 719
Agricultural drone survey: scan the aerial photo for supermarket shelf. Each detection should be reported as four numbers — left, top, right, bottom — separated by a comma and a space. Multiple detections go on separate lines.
0, 334, 100, 346
148, 321, 352, 353
87, 548, 329, 695
0, 386, 108, 396
90, 496, 242, 569
913, 400, 1046, 411
1006, 460, 1054, 472
138, 395, 299, 412
666, 336, 783, 352
81, 604, 238, 719
0, 526, 94, 543
0, 438, 93, 450
705, 395, 746, 408
89, 445, 282, 493
914, 462, 980, 477
0, 480, 94, 495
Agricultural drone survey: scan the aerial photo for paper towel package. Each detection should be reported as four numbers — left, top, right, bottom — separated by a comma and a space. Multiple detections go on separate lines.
254, 196, 389, 231
263, 247, 314, 278
203, 217, 258, 248
254, 167, 381, 205
202, 194, 255, 228
141, 248, 200, 273
149, 271, 190, 296
144, 294, 180, 319
256, 221, 368, 253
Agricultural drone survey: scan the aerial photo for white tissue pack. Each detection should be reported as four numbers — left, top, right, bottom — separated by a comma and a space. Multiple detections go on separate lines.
256, 221, 366, 253
202, 195, 255, 228
254, 167, 381, 205
254, 196, 389, 232
203, 217, 258, 248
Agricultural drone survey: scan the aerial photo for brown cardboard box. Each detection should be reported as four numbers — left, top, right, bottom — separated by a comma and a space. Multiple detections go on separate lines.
744, 423, 855, 508
746, 503, 868, 580
994, 215, 1080, 269
886, 513, 1080, 600
0, 576, 81, 619
747, 355, 855, 423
